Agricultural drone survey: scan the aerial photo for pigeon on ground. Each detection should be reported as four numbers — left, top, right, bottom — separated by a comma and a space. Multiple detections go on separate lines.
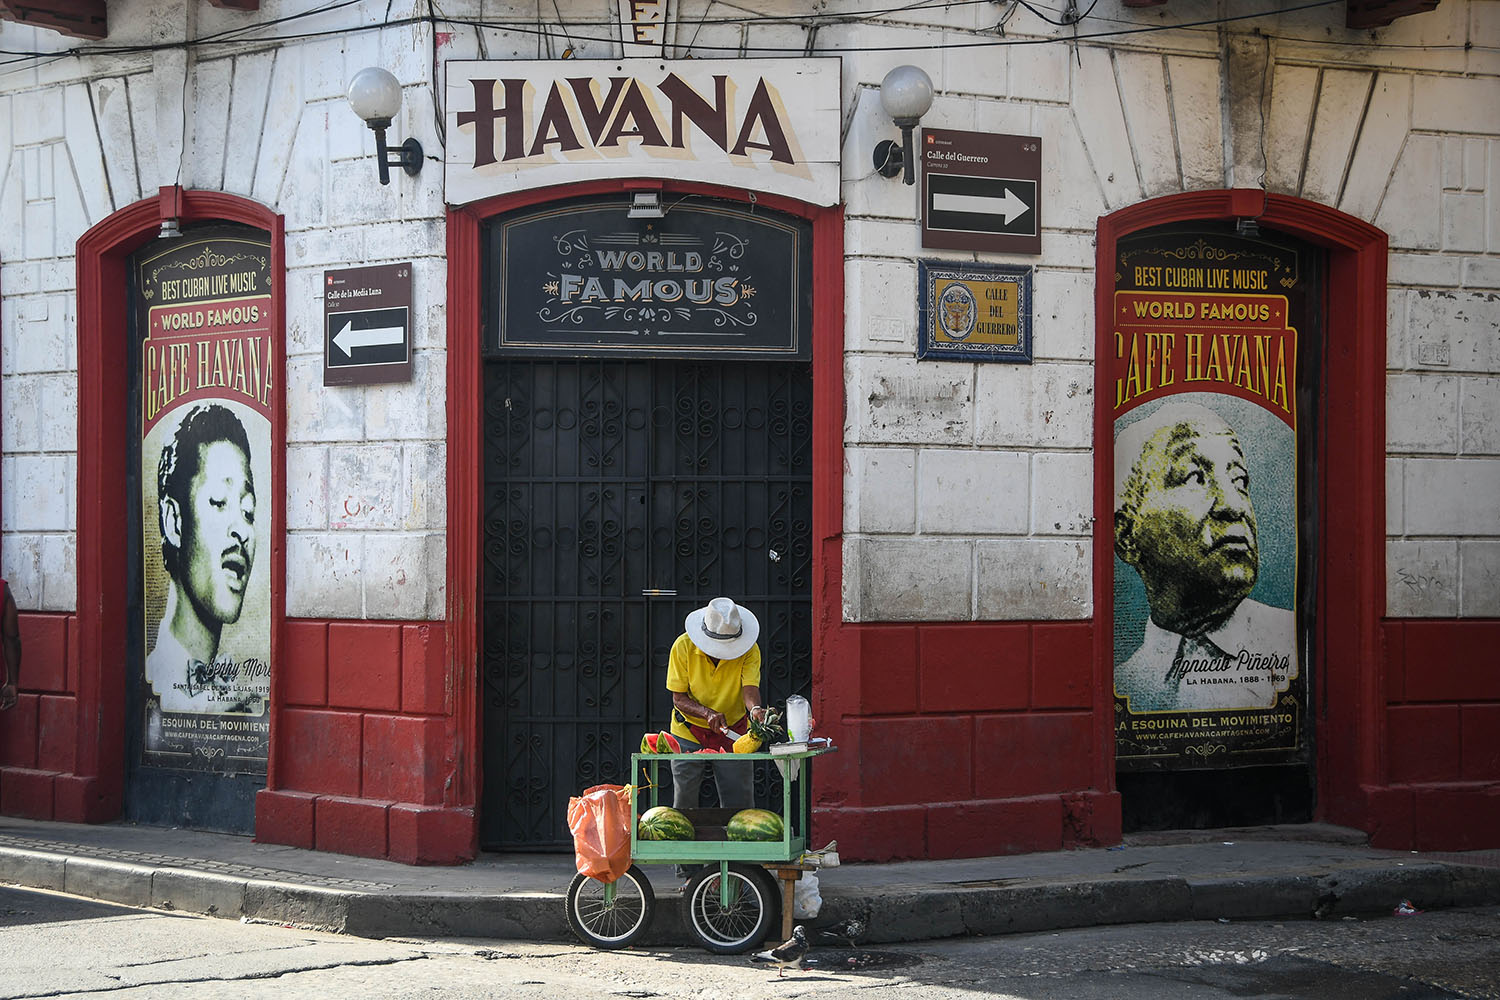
750, 925, 808, 977
818, 917, 865, 950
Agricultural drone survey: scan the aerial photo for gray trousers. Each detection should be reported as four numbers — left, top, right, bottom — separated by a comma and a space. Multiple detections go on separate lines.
670, 732, 754, 811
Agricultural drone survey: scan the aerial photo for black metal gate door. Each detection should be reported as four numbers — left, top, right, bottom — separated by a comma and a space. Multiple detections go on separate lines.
480, 359, 812, 849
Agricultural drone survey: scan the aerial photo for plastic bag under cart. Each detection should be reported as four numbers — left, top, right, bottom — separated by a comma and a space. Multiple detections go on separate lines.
564, 784, 661, 950
566, 784, 633, 884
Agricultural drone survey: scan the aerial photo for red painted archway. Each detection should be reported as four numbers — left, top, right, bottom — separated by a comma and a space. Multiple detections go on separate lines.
444, 181, 846, 827
1094, 189, 1387, 832
70, 188, 286, 822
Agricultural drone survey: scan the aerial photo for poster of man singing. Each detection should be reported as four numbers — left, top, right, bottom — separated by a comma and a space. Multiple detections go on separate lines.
136, 233, 273, 772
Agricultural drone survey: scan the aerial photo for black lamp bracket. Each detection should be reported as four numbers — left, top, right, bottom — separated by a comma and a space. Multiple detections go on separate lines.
369, 120, 424, 185
873, 139, 902, 179
873, 119, 920, 185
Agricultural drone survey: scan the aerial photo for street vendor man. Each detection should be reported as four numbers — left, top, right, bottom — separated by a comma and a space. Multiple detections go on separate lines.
667, 597, 768, 813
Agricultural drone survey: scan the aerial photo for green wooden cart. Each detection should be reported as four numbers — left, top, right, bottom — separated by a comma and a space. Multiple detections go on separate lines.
565, 744, 834, 953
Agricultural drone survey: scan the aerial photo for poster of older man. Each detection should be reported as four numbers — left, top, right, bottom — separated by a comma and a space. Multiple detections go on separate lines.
1113, 396, 1298, 716
1110, 228, 1313, 775
1116, 224, 1314, 773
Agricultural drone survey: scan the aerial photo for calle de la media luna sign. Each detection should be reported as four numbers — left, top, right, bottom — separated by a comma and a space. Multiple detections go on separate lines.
445, 59, 842, 206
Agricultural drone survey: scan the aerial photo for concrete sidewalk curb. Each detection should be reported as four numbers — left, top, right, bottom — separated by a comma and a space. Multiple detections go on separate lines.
7, 844, 1500, 946
813, 861, 1500, 943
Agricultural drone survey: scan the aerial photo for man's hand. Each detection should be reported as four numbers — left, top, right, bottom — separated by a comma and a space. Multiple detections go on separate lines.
748, 705, 767, 724
0, 682, 16, 711
704, 709, 727, 734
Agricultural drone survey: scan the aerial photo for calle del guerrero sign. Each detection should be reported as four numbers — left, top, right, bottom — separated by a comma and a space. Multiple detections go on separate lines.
445, 59, 841, 207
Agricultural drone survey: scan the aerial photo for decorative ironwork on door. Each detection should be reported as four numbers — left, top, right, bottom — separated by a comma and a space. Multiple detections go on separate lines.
481, 360, 812, 848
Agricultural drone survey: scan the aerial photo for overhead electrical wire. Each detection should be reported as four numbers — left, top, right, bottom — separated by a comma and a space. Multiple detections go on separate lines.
193, 0, 364, 44
0, 0, 1485, 65
0, 0, 364, 58
0, 0, 1039, 57
1016, 0, 1102, 28
0, 0, 1328, 57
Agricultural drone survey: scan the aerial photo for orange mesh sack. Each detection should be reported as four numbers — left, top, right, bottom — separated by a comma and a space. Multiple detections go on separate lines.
566, 784, 634, 884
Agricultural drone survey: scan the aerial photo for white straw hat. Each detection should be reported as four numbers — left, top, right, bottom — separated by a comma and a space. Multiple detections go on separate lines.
684, 598, 760, 660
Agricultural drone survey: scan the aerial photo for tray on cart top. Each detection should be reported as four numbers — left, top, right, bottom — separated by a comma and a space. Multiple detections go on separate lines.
631, 742, 836, 762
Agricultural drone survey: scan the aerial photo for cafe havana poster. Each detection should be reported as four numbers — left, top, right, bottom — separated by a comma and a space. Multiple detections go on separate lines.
135, 230, 273, 774
1111, 229, 1309, 771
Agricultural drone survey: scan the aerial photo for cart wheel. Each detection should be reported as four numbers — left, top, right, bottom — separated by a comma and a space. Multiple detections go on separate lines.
683, 862, 776, 955
566, 865, 656, 949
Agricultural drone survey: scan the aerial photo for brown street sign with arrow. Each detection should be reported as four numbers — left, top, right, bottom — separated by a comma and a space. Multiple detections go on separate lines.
324, 263, 413, 386
921, 127, 1042, 256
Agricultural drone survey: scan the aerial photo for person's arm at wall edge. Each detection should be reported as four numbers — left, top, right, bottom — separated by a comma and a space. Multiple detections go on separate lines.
0, 585, 20, 710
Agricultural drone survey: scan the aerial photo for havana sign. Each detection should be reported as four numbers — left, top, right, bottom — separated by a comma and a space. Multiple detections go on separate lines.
445, 59, 841, 206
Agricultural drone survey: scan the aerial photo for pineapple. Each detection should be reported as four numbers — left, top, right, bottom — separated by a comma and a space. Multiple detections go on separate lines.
732, 706, 785, 753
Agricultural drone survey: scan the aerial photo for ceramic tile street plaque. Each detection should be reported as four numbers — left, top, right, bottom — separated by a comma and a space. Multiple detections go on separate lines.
921, 127, 1041, 255
917, 259, 1033, 363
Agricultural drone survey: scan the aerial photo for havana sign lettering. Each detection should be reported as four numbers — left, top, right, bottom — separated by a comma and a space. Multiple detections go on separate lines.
445, 60, 841, 206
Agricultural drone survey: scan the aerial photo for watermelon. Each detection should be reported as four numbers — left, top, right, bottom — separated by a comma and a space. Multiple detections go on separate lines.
638, 805, 695, 841
640, 731, 683, 754
726, 808, 785, 842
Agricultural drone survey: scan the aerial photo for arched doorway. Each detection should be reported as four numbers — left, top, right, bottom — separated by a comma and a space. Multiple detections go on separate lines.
1095, 190, 1387, 834
446, 181, 844, 850
72, 188, 286, 827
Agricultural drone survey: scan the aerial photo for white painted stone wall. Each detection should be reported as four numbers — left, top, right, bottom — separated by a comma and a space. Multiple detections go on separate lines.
0, 4, 448, 618
1, 1, 1496, 624
1384, 120, 1500, 617
831, 1, 1500, 621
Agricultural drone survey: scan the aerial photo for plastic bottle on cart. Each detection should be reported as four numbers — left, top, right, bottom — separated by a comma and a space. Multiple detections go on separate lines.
785, 695, 811, 742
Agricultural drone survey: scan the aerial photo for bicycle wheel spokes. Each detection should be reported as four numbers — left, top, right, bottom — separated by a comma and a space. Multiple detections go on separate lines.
580, 890, 641, 938
683, 863, 773, 954
693, 874, 758, 944
567, 866, 655, 949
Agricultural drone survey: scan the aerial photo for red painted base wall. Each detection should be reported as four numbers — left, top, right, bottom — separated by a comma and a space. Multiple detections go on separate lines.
810, 618, 1119, 861
0, 612, 77, 819
255, 618, 474, 865
1370, 619, 1500, 851
808, 616, 1500, 862
0, 613, 473, 865
816, 617, 1122, 863
4, 611, 1497, 862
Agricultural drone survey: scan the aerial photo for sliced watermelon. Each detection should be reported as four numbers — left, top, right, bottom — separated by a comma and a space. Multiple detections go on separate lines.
640, 731, 684, 754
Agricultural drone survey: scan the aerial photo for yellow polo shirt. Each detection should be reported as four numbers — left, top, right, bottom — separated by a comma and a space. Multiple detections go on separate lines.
666, 633, 761, 742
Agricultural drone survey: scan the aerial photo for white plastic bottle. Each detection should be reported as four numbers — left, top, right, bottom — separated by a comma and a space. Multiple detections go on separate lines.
785, 694, 811, 742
